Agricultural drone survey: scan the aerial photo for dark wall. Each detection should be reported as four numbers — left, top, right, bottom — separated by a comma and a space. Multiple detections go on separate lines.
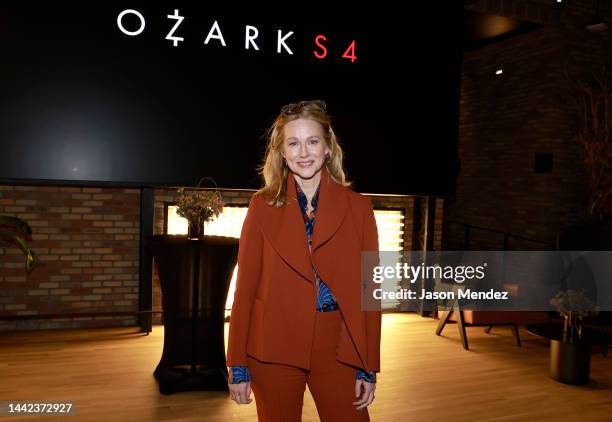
0, 2, 463, 195
445, 24, 610, 247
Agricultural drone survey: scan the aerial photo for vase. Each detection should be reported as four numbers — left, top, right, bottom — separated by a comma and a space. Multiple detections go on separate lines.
562, 314, 581, 343
188, 220, 205, 239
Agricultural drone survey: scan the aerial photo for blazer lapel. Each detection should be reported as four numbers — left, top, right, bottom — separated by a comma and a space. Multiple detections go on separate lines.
257, 171, 315, 283
311, 166, 348, 252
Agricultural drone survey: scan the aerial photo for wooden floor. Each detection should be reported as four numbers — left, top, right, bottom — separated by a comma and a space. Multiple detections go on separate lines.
0, 313, 611, 421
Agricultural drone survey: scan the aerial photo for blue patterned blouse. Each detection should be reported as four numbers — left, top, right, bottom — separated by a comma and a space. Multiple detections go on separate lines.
229, 179, 375, 384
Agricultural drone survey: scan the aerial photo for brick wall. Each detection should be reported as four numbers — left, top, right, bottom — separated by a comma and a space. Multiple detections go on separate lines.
0, 186, 140, 331
0, 182, 441, 331
444, 22, 611, 249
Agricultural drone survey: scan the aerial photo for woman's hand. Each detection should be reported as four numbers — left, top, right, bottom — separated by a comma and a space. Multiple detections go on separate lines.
229, 381, 253, 404
352, 379, 376, 410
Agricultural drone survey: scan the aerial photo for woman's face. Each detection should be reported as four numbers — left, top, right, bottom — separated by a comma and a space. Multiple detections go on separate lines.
281, 118, 330, 182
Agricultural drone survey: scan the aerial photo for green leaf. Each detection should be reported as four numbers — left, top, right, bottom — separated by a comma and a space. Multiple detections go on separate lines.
0, 215, 33, 238
0, 228, 36, 274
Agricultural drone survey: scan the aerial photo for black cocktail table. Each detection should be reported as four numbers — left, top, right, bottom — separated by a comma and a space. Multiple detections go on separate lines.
145, 235, 239, 394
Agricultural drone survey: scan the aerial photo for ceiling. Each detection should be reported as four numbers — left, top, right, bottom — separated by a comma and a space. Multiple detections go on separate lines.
463, 9, 544, 51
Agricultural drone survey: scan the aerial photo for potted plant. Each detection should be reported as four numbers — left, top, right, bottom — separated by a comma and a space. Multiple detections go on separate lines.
0, 215, 36, 273
548, 289, 599, 384
556, 60, 612, 377
563, 61, 612, 229
175, 177, 224, 239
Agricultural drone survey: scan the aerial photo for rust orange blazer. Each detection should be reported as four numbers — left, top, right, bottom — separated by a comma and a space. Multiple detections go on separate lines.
226, 166, 381, 375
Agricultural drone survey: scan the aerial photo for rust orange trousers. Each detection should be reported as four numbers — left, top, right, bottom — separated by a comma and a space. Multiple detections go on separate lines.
246, 309, 371, 422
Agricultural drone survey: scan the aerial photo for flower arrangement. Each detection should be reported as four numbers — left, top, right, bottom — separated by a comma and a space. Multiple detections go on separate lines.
550, 289, 599, 343
175, 177, 224, 238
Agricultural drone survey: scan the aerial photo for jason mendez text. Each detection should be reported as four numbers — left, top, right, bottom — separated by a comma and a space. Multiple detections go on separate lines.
372, 289, 509, 300
421, 289, 508, 300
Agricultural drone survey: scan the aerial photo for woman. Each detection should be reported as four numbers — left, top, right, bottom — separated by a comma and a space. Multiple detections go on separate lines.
226, 100, 381, 421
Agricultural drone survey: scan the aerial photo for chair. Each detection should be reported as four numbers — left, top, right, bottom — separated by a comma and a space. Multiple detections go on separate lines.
435, 300, 552, 350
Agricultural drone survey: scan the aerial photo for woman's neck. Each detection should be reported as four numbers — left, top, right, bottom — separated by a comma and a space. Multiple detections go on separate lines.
294, 171, 321, 205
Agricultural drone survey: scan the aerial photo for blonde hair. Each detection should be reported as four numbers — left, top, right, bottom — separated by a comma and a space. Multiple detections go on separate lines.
256, 100, 352, 207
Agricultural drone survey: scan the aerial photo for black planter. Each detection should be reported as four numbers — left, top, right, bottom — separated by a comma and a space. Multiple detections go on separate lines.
549, 338, 592, 385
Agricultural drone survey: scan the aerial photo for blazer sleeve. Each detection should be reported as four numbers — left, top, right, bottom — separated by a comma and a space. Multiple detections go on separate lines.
362, 196, 381, 374
226, 195, 263, 367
